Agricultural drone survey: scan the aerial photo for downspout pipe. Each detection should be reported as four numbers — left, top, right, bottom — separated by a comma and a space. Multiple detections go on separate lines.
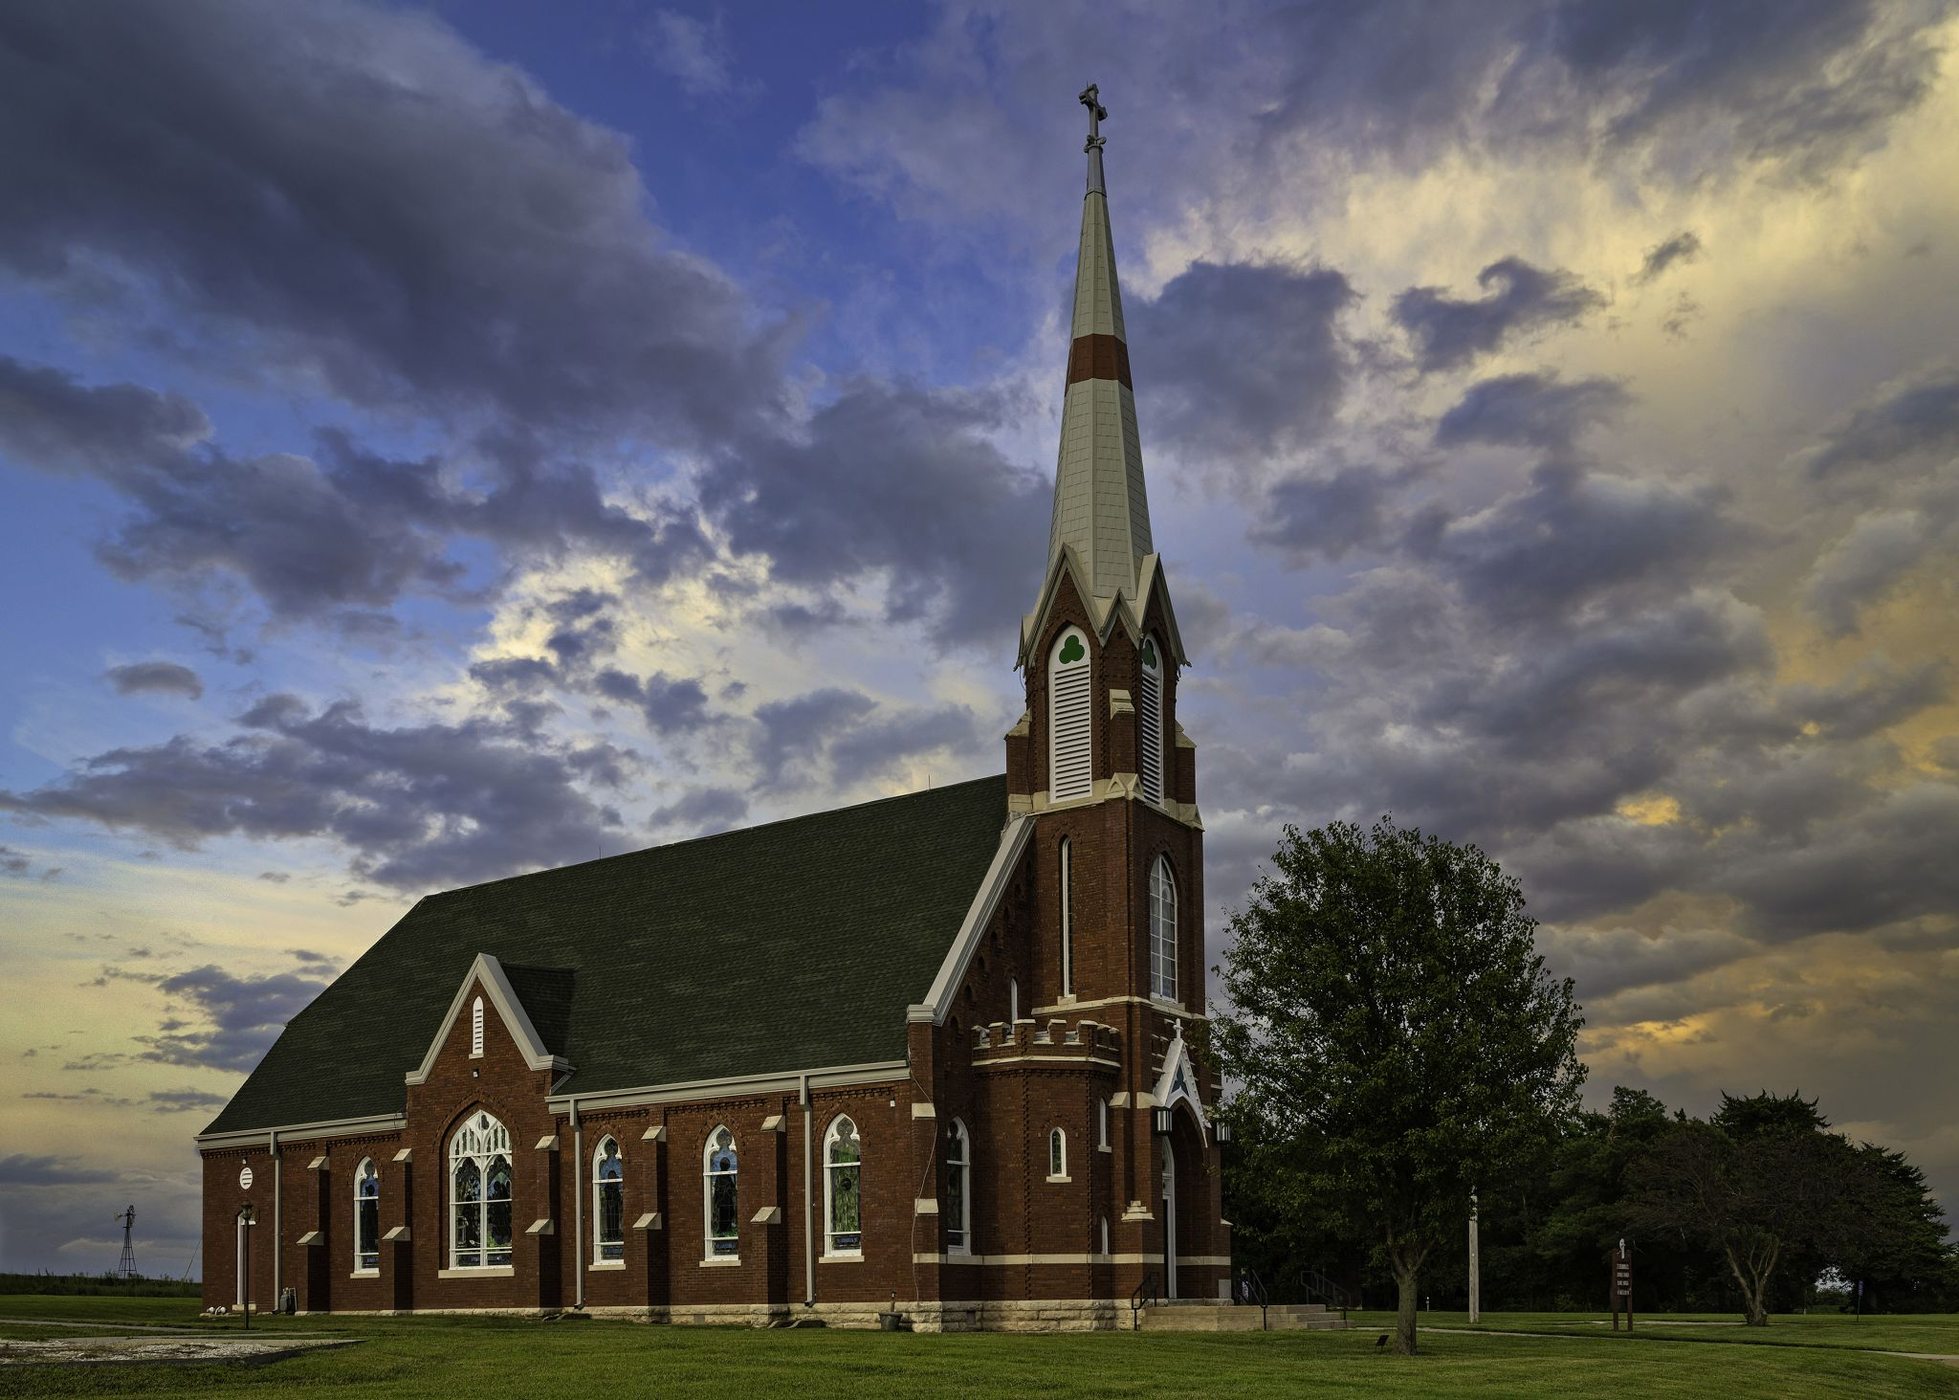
801, 1072, 815, 1307
268, 1129, 281, 1312
570, 1097, 584, 1310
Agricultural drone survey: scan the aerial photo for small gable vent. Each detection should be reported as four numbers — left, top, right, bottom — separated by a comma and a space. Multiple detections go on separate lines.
470, 995, 484, 1058
1050, 628, 1093, 802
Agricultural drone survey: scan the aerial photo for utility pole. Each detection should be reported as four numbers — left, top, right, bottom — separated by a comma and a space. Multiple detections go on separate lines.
1468, 1190, 1481, 1323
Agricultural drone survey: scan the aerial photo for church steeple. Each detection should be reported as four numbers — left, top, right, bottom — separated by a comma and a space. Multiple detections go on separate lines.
1022, 84, 1179, 669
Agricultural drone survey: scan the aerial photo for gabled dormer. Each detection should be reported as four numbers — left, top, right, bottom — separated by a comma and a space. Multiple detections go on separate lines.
404, 953, 574, 1088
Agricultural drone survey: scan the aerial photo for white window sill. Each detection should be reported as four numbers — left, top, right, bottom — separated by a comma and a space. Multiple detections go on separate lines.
349, 1270, 379, 1280
1097, 1144, 1111, 1153
437, 1266, 514, 1279
589, 1260, 625, 1271
699, 1255, 741, 1267
1149, 995, 1184, 1013
1046, 1174, 1072, 1184
820, 1252, 864, 1264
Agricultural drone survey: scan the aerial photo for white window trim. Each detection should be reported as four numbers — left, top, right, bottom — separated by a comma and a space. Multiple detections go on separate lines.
823, 1115, 863, 1258
1047, 1127, 1069, 1183
945, 1119, 972, 1256
1058, 838, 1074, 998
591, 1136, 625, 1267
448, 1110, 514, 1271
703, 1126, 739, 1262
353, 1156, 381, 1275
1149, 856, 1178, 1003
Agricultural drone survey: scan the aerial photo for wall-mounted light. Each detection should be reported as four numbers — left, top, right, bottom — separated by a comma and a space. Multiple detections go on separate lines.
1151, 1106, 1173, 1136
1213, 1121, 1232, 1144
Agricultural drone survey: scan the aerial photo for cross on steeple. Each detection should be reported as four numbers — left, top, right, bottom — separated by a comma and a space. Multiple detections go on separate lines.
1079, 83, 1107, 151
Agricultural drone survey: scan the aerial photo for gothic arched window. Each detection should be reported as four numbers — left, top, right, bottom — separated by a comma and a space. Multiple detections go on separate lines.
944, 1119, 971, 1255
825, 1116, 862, 1256
470, 996, 484, 1057
593, 1137, 624, 1263
449, 1110, 512, 1269
704, 1127, 738, 1258
1049, 627, 1093, 802
1139, 634, 1165, 804
1048, 1127, 1068, 1180
1149, 856, 1178, 1002
353, 1158, 380, 1274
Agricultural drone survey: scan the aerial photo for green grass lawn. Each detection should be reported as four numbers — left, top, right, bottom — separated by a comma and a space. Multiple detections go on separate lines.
0, 1298, 1953, 1399
1356, 1309, 1959, 1356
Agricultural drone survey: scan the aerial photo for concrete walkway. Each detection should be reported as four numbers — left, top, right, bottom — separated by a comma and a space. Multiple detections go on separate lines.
1419, 1324, 1959, 1369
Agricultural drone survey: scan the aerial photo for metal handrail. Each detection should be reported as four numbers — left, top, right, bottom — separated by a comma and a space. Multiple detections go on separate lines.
1236, 1267, 1271, 1330
1129, 1271, 1159, 1329
1297, 1265, 1354, 1318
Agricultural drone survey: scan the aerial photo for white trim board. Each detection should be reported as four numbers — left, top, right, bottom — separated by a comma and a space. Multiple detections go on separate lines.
921, 816, 1035, 1024
405, 953, 570, 1086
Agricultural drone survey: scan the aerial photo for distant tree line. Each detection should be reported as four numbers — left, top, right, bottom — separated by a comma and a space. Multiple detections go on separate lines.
0, 1272, 200, 1297
1210, 817, 1956, 1348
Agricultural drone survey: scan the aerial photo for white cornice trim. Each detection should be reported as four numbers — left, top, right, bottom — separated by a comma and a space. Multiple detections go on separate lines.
1151, 1021, 1210, 1139
197, 1112, 405, 1149
403, 953, 570, 1087
921, 815, 1035, 1024
543, 1059, 905, 1114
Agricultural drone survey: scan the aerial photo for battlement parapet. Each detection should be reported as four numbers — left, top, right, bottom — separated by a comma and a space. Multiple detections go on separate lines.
973, 1017, 1120, 1065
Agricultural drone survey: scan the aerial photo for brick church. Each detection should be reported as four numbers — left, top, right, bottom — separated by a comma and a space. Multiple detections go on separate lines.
199, 86, 1231, 1330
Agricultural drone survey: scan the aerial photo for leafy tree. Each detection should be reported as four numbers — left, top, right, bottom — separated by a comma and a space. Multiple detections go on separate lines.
1838, 1143, 1954, 1312
1632, 1092, 1862, 1325
1212, 817, 1585, 1355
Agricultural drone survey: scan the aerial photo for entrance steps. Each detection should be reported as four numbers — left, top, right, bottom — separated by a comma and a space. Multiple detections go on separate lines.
1133, 1300, 1348, 1333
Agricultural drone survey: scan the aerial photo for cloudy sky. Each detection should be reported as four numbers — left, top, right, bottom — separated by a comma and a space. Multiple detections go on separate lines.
3, 0, 1956, 1276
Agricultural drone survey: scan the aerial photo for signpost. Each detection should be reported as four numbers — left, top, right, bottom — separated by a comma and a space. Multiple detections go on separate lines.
1609, 1238, 1633, 1331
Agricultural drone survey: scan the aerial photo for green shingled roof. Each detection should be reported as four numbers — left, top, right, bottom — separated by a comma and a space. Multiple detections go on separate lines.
204, 775, 1007, 1137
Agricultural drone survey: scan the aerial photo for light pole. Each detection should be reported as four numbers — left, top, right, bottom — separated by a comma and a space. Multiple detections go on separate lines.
1468, 1190, 1481, 1324
237, 1204, 254, 1330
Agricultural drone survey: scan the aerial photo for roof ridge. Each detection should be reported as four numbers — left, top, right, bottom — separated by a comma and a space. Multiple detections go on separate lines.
426, 772, 1006, 900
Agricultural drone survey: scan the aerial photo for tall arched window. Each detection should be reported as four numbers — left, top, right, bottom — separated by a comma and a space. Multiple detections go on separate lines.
1048, 1127, 1068, 1181
1099, 1215, 1110, 1256
824, 1116, 862, 1256
449, 1110, 512, 1269
1139, 634, 1165, 804
353, 1158, 380, 1273
1149, 856, 1178, 1002
1049, 627, 1092, 802
944, 1119, 971, 1255
1058, 838, 1074, 997
470, 996, 484, 1057
1097, 1097, 1110, 1151
703, 1127, 738, 1258
1009, 977, 1019, 1024
593, 1137, 624, 1263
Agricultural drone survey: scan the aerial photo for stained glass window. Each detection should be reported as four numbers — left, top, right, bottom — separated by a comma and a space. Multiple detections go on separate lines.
825, 1117, 862, 1255
354, 1158, 380, 1272
705, 1128, 739, 1257
594, 1137, 624, 1263
448, 1110, 511, 1269
1049, 1127, 1067, 1179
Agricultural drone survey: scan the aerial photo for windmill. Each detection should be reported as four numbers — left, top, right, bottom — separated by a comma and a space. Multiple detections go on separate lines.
114, 1205, 136, 1280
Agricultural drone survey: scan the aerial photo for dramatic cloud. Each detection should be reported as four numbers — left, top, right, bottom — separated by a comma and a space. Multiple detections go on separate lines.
104, 661, 204, 701
1393, 258, 1607, 373
1435, 373, 1632, 451
1633, 231, 1703, 284
0, 695, 631, 891
1128, 262, 1355, 462
1251, 464, 1416, 563
1796, 365, 1959, 487
0, 359, 709, 622
137, 964, 338, 1071
700, 384, 1049, 642
750, 687, 979, 790
0, 1154, 116, 1186
0, 0, 778, 442
1806, 507, 1939, 635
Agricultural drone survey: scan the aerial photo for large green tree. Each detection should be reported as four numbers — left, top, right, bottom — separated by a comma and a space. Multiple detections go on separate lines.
1212, 817, 1585, 1355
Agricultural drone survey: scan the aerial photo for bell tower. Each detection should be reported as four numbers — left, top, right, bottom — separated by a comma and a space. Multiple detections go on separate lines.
1002, 85, 1217, 1266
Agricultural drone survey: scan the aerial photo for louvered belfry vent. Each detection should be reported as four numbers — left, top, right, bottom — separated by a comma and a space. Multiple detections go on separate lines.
1050, 629, 1093, 802
1139, 635, 1164, 803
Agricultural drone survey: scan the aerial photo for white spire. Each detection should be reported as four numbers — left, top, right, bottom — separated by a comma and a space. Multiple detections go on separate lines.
1034, 84, 1154, 637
